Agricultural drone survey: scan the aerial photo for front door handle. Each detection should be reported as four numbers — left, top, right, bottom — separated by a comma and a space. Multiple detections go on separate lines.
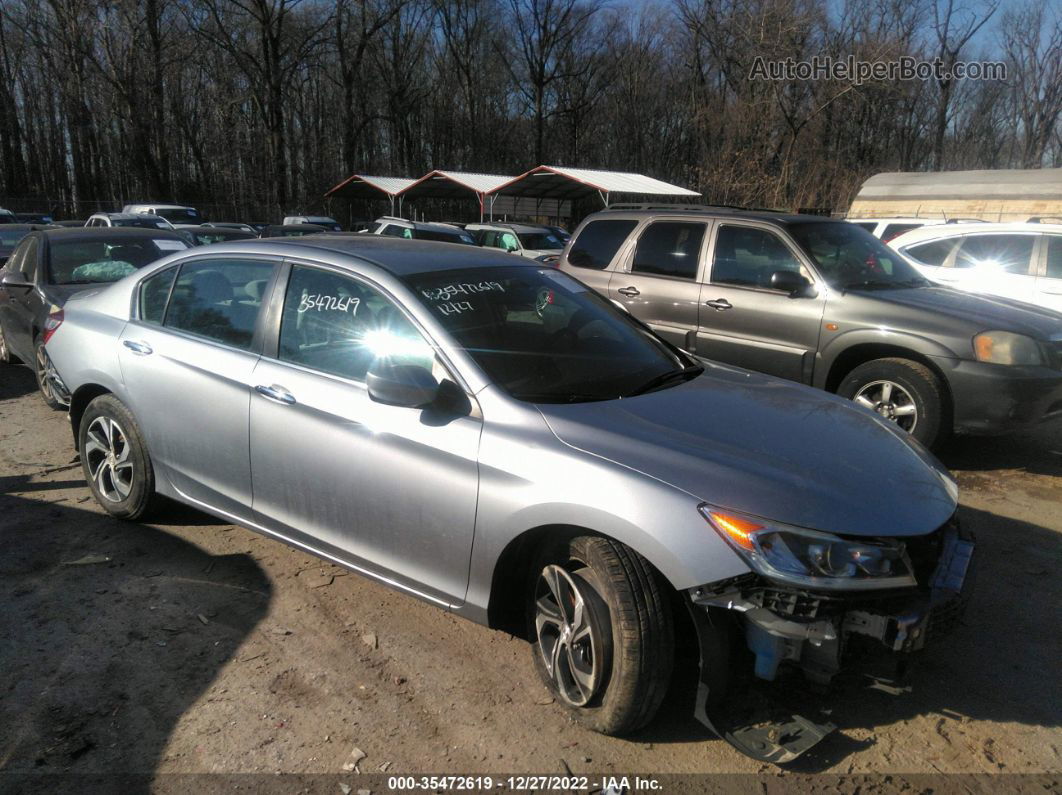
255, 384, 296, 405
122, 340, 153, 355
704, 298, 733, 311
617, 286, 640, 297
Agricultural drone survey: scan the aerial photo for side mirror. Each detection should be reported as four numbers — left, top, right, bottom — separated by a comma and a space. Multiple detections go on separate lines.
770, 270, 813, 297
0, 269, 32, 288
366, 362, 439, 408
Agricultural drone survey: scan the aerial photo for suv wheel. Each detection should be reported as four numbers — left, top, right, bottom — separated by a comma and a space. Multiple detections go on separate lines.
529, 535, 673, 735
838, 357, 944, 447
79, 395, 158, 519
35, 339, 65, 409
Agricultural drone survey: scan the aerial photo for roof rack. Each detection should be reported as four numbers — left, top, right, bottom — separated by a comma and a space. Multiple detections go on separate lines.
944, 218, 986, 224
606, 203, 785, 213
1027, 216, 1062, 224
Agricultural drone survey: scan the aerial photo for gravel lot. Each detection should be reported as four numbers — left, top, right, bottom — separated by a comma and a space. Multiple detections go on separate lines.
0, 363, 1059, 791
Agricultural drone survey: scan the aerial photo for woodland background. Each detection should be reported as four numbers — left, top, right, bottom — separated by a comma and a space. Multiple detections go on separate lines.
0, 0, 1059, 221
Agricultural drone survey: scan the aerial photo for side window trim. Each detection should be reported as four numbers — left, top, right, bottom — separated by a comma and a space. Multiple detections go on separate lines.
133, 263, 180, 323
705, 221, 818, 291
621, 219, 712, 282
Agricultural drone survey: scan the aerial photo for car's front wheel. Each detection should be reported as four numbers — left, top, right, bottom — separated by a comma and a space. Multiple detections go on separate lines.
529, 535, 674, 735
0, 322, 14, 365
35, 339, 65, 409
79, 394, 158, 519
838, 357, 945, 448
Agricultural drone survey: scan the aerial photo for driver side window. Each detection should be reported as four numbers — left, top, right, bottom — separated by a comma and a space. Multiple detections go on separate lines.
711, 225, 803, 289
278, 265, 434, 383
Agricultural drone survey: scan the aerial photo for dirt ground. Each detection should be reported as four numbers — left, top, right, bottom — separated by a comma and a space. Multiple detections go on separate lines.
0, 362, 1059, 792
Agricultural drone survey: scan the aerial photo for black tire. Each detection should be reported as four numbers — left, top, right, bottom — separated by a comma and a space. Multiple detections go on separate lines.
34, 339, 64, 410
0, 321, 16, 364
837, 357, 946, 448
528, 535, 674, 735
78, 394, 158, 520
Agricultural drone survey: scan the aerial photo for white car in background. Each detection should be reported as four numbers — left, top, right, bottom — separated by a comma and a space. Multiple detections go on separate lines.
122, 203, 201, 225
888, 222, 1062, 312
86, 213, 175, 230
465, 222, 565, 263
282, 215, 342, 231
846, 217, 948, 241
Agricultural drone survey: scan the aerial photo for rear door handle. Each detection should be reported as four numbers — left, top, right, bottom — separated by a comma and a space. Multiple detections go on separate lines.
704, 298, 732, 311
617, 286, 640, 297
255, 384, 296, 405
122, 340, 153, 355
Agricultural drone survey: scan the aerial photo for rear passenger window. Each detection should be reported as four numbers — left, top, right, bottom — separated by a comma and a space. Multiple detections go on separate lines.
903, 239, 956, 266
139, 268, 178, 323
1046, 236, 1062, 279
631, 222, 705, 279
567, 220, 637, 270
278, 265, 433, 382
164, 259, 274, 349
954, 234, 1035, 273
711, 226, 802, 289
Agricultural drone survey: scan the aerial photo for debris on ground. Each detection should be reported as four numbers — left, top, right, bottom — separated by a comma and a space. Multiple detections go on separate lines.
341, 746, 367, 772
361, 633, 378, 650
60, 554, 111, 566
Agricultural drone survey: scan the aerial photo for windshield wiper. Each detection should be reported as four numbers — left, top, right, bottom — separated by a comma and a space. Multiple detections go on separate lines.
626, 365, 703, 397
840, 279, 902, 291
516, 392, 617, 403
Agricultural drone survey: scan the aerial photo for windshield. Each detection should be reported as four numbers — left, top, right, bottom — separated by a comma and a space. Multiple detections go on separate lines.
48, 238, 185, 284
114, 217, 170, 229
417, 229, 476, 245
787, 221, 928, 289
154, 207, 199, 223
404, 265, 698, 403
517, 232, 563, 250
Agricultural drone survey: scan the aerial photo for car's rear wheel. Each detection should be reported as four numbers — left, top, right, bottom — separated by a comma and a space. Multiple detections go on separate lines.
0, 322, 14, 364
529, 535, 674, 735
838, 357, 944, 448
35, 339, 65, 409
79, 394, 158, 519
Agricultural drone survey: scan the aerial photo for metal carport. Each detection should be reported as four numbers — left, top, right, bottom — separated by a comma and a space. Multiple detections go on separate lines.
492, 165, 700, 207
397, 171, 514, 221
324, 174, 416, 215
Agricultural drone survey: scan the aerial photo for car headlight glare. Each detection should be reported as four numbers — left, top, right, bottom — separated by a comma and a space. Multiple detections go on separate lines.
973, 331, 1044, 366
701, 505, 917, 590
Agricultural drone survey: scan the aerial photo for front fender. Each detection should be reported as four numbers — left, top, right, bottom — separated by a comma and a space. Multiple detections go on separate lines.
814, 328, 960, 389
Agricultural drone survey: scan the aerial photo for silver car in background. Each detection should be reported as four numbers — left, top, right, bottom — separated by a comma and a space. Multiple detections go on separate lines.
45, 236, 973, 763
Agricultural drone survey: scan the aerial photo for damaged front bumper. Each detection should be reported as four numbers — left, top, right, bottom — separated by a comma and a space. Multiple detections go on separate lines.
686, 520, 975, 763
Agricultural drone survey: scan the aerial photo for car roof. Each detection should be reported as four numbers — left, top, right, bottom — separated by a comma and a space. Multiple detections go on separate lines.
844, 217, 945, 224
94, 212, 165, 220
590, 207, 839, 226
126, 203, 194, 210
38, 227, 187, 242
2, 224, 45, 231
226, 233, 533, 276
888, 221, 1062, 247
468, 222, 547, 233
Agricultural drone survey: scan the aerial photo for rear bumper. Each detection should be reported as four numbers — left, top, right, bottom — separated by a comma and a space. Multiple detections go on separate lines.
935, 357, 1062, 434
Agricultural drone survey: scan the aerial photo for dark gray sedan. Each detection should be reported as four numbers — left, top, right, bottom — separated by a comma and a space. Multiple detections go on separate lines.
43, 235, 972, 764
0, 227, 189, 407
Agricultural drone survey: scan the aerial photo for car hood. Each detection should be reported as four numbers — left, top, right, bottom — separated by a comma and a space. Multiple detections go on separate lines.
858, 285, 1062, 338
537, 365, 957, 538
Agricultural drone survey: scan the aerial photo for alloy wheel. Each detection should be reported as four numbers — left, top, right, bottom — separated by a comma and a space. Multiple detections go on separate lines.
853, 379, 918, 433
534, 564, 605, 707
84, 416, 135, 502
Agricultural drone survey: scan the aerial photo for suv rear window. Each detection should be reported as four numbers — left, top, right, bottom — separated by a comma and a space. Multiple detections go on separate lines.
567, 220, 636, 270
903, 239, 956, 266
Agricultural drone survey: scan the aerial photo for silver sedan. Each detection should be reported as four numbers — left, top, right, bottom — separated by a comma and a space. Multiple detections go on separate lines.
44, 235, 973, 763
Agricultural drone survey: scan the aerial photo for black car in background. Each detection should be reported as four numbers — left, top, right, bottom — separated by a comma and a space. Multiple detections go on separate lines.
259, 223, 328, 238
178, 226, 257, 246
0, 225, 45, 266
15, 213, 54, 225
0, 227, 189, 407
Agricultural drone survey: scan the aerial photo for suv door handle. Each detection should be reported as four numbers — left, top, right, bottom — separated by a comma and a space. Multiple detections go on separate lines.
704, 298, 733, 311
255, 384, 296, 405
122, 340, 153, 355
617, 286, 640, 297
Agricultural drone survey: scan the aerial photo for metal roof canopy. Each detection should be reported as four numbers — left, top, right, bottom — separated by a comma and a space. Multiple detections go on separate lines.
399, 170, 515, 220
855, 168, 1062, 201
324, 174, 416, 214
493, 165, 700, 206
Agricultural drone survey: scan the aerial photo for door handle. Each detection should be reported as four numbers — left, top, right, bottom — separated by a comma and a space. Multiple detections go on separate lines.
617, 286, 640, 297
122, 340, 153, 355
255, 384, 296, 405
704, 298, 733, 311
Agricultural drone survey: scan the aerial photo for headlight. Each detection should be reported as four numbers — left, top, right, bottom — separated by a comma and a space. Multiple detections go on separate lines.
973, 331, 1044, 366
700, 505, 917, 591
